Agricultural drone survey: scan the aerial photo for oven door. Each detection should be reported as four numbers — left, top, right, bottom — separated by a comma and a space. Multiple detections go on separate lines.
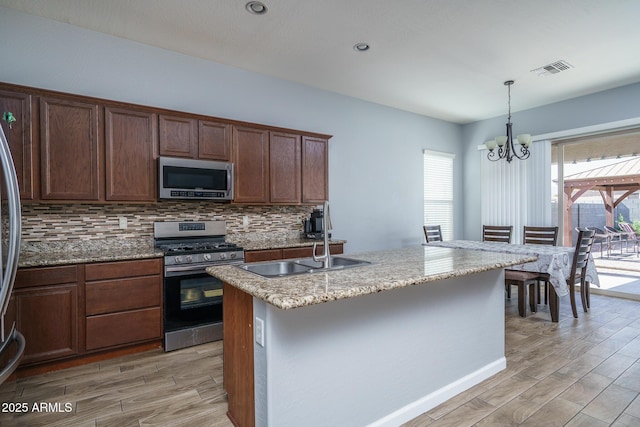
163, 268, 223, 332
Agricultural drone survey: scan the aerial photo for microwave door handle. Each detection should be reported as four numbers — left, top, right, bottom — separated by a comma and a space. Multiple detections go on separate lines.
227, 168, 232, 192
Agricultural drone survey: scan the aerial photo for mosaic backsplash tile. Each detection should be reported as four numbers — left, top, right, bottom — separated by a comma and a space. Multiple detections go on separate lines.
19, 201, 316, 243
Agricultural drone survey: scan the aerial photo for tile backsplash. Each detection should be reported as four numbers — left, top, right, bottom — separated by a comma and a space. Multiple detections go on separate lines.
20, 202, 316, 242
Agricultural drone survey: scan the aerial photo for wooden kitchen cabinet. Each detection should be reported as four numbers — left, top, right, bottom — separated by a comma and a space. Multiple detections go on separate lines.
0, 89, 37, 200
40, 96, 101, 200
302, 136, 328, 203
233, 126, 269, 203
158, 114, 198, 158
14, 265, 80, 365
199, 120, 231, 161
105, 107, 157, 201
244, 244, 344, 263
84, 258, 162, 351
269, 131, 301, 204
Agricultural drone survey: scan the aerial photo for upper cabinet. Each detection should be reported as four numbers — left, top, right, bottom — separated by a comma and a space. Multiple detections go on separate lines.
269, 131, 301, 204
0, 89, 36, 200
105, 107, 157, 201
159, 114, 231, 161
233, 127, 329, 205
199, 120, 231, 161
158, 114, 197, 158
0, 83, 329, 204
233, 126, 269, 203
40, 97, 101, 200
302, 136, 328, 204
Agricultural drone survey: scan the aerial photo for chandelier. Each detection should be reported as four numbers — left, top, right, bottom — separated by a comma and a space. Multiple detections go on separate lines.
485, 80, 531, 162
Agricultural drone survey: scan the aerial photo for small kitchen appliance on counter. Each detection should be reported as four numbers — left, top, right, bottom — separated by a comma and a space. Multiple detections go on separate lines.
154, 220, 244, 351
304, 207, 330, 240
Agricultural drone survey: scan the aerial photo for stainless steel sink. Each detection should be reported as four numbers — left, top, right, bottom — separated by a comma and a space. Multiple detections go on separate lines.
239, 260, 313, 278
237, 256, 371, 278
296, 256, 371, 270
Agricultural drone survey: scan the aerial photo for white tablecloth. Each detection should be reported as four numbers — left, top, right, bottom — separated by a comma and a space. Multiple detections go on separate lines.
425, 240, 600, 297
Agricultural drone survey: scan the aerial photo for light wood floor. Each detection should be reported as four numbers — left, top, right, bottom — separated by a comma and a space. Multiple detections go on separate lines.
4, 292, 640, 426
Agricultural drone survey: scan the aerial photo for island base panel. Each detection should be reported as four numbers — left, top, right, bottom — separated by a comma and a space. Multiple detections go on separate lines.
252, 269, 506, 426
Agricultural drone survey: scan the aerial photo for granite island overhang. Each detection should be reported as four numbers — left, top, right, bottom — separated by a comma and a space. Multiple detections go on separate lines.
207, 246, 536, 427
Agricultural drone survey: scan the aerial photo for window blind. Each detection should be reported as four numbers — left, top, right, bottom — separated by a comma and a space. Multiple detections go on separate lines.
423, 150, 455, 240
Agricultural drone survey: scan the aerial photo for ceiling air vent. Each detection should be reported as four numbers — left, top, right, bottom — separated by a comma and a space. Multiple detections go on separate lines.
531, 60, 573, 76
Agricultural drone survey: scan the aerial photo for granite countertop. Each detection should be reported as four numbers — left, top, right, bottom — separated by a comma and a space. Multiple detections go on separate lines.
18, 239, 163, 268
207, 245, 537, 310
17, 232, 346, 268
226, 232, 346, 251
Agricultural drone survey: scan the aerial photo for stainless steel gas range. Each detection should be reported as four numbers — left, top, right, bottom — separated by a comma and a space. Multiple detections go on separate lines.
153, 221, 244, 351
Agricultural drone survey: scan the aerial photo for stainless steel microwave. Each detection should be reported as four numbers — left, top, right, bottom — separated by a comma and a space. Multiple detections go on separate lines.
159, 157, 234, 201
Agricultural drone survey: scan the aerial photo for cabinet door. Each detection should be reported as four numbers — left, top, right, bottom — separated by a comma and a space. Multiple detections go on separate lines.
159, 114, 197, 158
40, 97, 101, 200
15, 284, 78, 364
302, 136, 328, 203
199, 120, 231, 161
105, 107, 157, 201
0, 90, 36, 200
233, 126, 269, 203
270, 131, 301, 204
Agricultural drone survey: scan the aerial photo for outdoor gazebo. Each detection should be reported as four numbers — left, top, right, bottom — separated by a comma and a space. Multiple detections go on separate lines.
563, 157, 640, 244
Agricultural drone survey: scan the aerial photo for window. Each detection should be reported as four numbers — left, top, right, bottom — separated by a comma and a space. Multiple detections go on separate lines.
423, 150, 454, 240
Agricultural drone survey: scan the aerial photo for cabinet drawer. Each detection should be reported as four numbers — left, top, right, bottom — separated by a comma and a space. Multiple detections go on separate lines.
85, 258, 162, 281
16, 265, 78, 289
282, 244, 343, 259
86, 276, 161, 315
86, 307, 161, 351
244, 249, 282, 263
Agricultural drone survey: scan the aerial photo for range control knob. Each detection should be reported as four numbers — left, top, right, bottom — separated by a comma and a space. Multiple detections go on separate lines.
174, 256, 183, 264
229, 252, 237, 259
185, 255, 193, 263
203, 253, 212, 261
219, 253, 227, 260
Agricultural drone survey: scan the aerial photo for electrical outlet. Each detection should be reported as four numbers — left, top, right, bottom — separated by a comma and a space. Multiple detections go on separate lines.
118, 217, 127, 229
243, 216, 249, 226
255, 316, 265, 347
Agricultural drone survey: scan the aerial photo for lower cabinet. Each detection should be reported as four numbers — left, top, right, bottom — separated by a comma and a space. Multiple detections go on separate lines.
85, 258, 162, 351
244, 244, 344, 263
14, 265, 80, 365
14, 258, 162, 368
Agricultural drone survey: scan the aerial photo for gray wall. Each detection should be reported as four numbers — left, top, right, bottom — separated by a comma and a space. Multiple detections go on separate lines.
0, 7, 462, 253
462, 82, 640, 241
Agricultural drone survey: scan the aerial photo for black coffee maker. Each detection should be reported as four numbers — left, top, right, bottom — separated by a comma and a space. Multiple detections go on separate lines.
304, 208, 326, 239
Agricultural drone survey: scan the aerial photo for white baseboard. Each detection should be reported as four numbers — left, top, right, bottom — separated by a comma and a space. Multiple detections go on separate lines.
367, 357, 506, 427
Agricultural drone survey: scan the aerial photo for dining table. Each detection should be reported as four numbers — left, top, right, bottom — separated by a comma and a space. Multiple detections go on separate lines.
424, 240, 600, 321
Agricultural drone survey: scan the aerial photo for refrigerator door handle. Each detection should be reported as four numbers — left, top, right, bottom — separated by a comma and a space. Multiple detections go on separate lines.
0, 125, 22, 348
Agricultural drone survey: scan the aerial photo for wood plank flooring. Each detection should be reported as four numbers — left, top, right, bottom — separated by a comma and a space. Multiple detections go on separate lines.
4, 292, 640, 426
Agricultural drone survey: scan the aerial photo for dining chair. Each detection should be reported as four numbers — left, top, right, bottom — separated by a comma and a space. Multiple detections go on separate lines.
548, 228, 596, 322
423, 225, 443, 243
482, 225, 513, 243
523, 226, 558, 304
504, 226, 558, 315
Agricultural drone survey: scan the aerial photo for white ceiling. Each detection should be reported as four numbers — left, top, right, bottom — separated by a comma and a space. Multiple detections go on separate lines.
3, 0, 640, 124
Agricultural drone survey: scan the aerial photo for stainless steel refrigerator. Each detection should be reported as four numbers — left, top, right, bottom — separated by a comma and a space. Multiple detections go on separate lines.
0, 123, 25, 386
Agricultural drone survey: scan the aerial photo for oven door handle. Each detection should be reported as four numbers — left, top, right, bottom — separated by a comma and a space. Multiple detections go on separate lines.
165, 261, 244, 276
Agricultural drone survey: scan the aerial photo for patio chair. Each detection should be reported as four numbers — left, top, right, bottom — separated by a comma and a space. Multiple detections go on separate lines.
618, 222, 639, 257
588, 227, 611, 258
604, 225, 627, 255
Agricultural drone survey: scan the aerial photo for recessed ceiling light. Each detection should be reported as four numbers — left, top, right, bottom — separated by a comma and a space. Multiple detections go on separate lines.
353, 43, 370, 52
246, 1, 268, 15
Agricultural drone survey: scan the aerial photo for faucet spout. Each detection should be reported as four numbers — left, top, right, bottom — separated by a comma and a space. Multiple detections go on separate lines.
312, 201, 332, 268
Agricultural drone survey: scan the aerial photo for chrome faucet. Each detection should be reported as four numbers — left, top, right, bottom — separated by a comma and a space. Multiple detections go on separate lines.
312, 200, 332, 269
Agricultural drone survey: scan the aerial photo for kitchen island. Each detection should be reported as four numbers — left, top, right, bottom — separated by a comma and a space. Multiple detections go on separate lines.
207, 245, 536, 427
